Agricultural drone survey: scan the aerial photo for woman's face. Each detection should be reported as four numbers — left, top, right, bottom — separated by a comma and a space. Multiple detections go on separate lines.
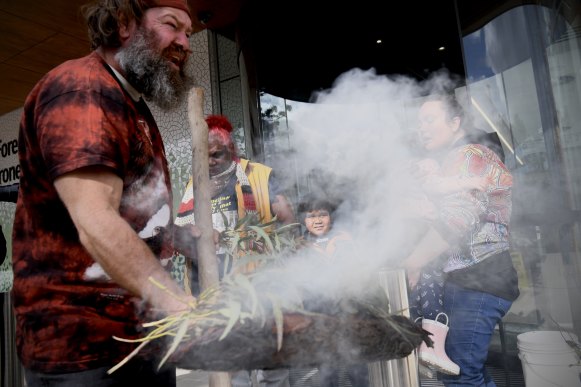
304, 209, 331, 237
417, 100, 460, 151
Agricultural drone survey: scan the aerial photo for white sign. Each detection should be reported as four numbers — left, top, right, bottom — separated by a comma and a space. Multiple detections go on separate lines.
0, 111, 20, 186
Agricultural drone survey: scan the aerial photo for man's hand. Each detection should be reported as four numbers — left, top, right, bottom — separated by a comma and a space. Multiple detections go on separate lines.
151, 293, 197, 316
173, 224, 202, 258
173, 224, 220, 259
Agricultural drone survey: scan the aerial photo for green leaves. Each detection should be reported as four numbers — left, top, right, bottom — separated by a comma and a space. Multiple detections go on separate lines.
266, 292, 285, 351
220, 212, 300, 273
110, 217, 303, 373
158, 318, 189, 370
219, 301, 241, 340
249, 225, 275, 253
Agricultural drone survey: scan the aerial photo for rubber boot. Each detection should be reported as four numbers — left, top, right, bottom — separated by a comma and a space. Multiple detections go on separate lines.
418, 313, 460, 375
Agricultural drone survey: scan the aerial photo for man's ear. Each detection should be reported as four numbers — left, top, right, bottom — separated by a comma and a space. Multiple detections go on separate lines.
118, 12, 132, 41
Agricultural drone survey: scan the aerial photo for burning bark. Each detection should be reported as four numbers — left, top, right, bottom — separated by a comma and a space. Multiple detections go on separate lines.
173, 310, 429, 371
166, 265, 431, 371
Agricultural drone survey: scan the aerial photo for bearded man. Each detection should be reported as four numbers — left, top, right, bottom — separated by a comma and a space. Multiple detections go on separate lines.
11, 1, 200, 386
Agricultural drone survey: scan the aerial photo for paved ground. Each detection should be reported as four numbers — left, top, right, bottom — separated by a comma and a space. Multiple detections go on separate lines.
175, 363, 525, 387
177, 369, 211, 387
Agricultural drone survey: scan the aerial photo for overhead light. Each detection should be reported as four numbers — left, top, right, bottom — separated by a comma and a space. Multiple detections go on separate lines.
376, 39, 382, 44
438, 46, 446, 51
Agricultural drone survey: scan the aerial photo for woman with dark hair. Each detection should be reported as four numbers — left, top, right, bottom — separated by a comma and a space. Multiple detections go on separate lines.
401, 94, 519, 386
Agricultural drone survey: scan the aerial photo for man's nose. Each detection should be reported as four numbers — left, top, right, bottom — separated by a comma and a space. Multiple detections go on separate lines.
175, 32, 191, 54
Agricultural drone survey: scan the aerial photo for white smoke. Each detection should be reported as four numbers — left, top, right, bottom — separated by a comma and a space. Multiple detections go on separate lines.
170, 68, 469, 371
286, 68, 459, 283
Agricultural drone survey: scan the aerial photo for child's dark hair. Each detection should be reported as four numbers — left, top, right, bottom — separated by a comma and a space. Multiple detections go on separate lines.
297, 194, 338, 223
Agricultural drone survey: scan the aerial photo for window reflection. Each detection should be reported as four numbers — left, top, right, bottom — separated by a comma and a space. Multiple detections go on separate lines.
461, 2, 581, 354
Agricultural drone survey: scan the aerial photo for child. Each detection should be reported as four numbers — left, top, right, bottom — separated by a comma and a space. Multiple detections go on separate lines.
298, 195, 370, 387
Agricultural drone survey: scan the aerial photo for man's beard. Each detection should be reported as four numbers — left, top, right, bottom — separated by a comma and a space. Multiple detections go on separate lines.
116, 28, 194, 110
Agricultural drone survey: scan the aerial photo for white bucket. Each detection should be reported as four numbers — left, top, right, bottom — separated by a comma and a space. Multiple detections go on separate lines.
517, 330, 581, 387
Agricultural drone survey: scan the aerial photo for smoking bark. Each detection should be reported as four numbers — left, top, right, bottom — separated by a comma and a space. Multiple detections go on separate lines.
173, 304, 430, 370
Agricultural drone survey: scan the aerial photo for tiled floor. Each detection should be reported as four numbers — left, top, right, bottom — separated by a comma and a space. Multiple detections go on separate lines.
177, 369, 211, 387
419, 365, 525, 387
177, 363, 526, 387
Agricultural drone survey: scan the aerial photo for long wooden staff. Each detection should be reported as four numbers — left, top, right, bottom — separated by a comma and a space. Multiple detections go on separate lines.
187, 87, 231, 387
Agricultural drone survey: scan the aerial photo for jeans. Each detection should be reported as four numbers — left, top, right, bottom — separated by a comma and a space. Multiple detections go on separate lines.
440, 282, 512, 387
24, 360, 176, 387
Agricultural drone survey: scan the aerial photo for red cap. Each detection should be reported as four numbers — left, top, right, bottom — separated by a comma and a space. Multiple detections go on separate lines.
140, 0, 191, 19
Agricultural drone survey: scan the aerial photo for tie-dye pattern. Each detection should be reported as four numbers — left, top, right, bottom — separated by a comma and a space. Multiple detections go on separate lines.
12, 52, 173, 372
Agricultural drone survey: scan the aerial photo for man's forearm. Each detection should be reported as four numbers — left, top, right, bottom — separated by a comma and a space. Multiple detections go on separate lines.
80, 211, 190, 312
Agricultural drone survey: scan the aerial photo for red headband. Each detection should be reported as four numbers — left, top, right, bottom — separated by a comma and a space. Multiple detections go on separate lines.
140, 0, 191, 19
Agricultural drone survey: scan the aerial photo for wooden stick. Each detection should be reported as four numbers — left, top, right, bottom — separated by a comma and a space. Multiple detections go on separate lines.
187, 87, 231, 387
187, 87, 220, 289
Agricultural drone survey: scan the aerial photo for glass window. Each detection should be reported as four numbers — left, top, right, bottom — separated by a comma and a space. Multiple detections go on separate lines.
460, 2, 581, 354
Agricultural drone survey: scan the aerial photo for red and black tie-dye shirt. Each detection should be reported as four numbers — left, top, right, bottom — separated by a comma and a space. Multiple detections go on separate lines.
12, 52, 174, 373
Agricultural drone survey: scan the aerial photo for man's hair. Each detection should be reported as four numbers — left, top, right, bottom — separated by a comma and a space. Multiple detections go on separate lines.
82, 0, 146, 50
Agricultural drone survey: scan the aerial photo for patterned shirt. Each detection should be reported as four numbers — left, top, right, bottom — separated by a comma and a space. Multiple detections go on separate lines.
433, 144, 513, 272
12, 52, 174, 372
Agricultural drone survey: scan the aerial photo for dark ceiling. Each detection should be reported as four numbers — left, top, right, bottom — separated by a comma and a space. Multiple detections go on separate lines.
242, 0, 466, 101
1, 0, 478, 115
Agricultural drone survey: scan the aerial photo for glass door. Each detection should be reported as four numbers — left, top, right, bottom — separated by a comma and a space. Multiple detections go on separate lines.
458, 2, 581, 343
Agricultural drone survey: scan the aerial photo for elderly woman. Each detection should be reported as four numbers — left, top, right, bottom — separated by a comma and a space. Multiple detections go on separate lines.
401, 94, 519, 386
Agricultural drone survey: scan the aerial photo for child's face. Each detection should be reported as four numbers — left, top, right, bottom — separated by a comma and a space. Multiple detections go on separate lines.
305, 209, 331, 237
